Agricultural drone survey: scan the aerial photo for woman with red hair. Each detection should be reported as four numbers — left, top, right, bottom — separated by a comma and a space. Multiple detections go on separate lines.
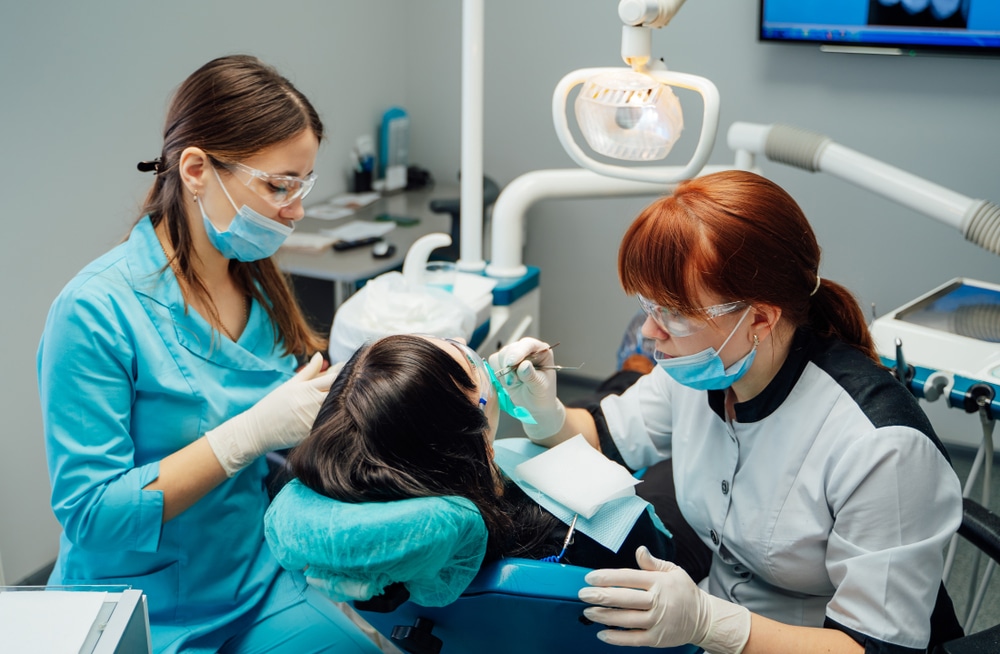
491, 170, 963, 654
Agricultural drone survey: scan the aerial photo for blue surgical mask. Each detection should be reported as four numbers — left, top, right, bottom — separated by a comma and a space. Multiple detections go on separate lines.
654, 307, 757, 391
198, 167, 293, 262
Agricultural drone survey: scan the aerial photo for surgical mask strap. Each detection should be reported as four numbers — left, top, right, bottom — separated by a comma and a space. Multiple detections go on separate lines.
212, 166, 242, 215
717, 307, 752, 355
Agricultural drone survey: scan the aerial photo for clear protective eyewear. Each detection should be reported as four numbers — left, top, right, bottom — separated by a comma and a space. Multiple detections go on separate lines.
637, 294, 747, 338
444, 338, 496, 412
226, 162, 317, 208
443, 338, 538, 425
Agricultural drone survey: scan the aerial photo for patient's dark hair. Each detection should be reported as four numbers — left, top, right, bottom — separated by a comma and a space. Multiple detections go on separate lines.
287, 334, 558, 561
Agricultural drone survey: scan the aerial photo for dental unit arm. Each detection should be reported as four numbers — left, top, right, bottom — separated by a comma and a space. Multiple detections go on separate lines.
726, 122, 1000, 257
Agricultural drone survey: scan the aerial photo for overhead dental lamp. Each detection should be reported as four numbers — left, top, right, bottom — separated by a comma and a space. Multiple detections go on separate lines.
553, 0, 720, 184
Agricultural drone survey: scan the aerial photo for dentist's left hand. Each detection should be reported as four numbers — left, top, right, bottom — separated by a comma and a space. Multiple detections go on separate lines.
206, 353, 342, 477
578, 546, 751, 653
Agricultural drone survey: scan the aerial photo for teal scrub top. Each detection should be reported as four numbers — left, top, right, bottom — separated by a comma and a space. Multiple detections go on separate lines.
37, 217, 299, 645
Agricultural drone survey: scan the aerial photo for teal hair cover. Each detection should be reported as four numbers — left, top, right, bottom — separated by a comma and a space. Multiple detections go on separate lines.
264, 479, 488, 606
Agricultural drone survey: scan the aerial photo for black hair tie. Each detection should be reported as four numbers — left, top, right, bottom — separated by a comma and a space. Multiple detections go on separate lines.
137, 158, 162, 173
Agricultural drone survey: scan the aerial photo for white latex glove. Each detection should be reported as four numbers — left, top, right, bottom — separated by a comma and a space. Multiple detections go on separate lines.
488, 337, 566, 441
207, 353, 341, 477
578, 546, 751, 653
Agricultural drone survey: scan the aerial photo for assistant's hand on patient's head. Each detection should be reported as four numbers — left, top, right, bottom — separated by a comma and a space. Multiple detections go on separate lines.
579, 547, 751, 653
206, 352, 341, 477
286, 352, 341, 421
488, 337, 565, 440
325, 359, 345, 381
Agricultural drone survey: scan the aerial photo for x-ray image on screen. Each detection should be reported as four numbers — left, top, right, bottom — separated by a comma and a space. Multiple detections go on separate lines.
760, 0, 1000, 54
869, 0, 970, 29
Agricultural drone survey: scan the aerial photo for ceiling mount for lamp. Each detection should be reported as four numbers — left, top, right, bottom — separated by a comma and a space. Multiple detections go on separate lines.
553, 0, 719, 184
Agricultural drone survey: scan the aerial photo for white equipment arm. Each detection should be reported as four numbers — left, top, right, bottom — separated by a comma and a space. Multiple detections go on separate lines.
727, 122, 1000, 257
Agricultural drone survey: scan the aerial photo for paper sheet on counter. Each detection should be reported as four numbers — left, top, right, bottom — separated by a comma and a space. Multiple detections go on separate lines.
319, 220, 395, 242
304, 192, 382, 221
327, 192, 381, 209
304, 204, 356, 221
280, 233, 340, 253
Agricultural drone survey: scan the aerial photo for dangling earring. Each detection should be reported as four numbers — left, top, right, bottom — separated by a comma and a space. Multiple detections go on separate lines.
753, 334, 760, 348
192, 189, 199, 202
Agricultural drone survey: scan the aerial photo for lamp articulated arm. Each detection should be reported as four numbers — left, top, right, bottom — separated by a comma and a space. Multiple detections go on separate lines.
727, 122, 1000, 257
618, 0, 687, 68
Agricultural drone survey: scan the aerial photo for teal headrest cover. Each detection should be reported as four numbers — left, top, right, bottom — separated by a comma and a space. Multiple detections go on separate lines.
264, 479, 488, 607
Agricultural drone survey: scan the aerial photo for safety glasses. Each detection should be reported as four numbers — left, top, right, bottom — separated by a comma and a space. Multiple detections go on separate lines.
226, 162, 317, 208
444, 338, 538, 425
444, 338, 496, 412
637, 294, 747, 338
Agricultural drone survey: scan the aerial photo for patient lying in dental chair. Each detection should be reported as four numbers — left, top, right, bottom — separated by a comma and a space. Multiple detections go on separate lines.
283, 333, 673, 570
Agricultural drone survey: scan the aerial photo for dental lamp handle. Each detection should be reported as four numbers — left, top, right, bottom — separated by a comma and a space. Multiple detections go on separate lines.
553, 67, 720, 184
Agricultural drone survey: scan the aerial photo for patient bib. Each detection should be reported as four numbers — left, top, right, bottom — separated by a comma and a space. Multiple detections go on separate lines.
494, 439, 667, 553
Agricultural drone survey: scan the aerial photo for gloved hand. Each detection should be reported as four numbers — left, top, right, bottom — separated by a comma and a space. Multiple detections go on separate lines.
488, 337, 566, 441
578, 546, 751, 653
207, 353, 340, 477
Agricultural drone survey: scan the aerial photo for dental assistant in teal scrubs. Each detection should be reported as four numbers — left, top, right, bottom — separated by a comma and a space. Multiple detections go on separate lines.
37, 55, 381, 654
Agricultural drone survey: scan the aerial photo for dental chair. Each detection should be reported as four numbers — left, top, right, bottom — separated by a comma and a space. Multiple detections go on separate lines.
264, 473, 1000, 653
935, 498, 1000, 654
264, 477, 697, 654
354, 557, 698, 654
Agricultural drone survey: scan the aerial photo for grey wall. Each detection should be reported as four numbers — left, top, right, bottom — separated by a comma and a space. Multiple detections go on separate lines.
2, 0, 998, 583
0, 0, 412, 586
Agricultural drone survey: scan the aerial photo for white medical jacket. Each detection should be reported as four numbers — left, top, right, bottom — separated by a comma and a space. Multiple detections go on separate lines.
599, 329, 962, 652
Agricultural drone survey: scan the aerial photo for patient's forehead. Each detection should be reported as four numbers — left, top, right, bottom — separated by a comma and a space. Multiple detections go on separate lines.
415, 335, 474, 378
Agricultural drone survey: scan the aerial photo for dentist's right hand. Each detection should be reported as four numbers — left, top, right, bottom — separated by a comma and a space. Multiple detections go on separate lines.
207, 353, 341, 476
489, 337, 566, 441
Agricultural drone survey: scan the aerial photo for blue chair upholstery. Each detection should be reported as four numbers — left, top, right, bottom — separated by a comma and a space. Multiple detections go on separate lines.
263, 469, 697, 654
355, 557, 699, 654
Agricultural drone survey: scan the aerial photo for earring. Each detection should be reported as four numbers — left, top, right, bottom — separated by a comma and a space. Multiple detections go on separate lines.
753, 334, 760, 348
192, 189, 198, 202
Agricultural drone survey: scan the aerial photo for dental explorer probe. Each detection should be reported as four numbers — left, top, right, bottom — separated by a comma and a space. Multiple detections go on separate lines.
495, 342, 561, 378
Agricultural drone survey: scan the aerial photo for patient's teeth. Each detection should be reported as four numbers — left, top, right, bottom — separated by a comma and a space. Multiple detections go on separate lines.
930, 0, 961, 20
900, 0, 931, 14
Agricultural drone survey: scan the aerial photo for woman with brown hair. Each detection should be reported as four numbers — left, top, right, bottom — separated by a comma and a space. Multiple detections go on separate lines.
37, 55, 380, 653
491, 170, 963, 653
286, 333, 674, 569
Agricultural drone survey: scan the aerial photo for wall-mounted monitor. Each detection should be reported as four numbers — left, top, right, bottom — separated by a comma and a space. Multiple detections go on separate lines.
759, 1, 1000, 56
